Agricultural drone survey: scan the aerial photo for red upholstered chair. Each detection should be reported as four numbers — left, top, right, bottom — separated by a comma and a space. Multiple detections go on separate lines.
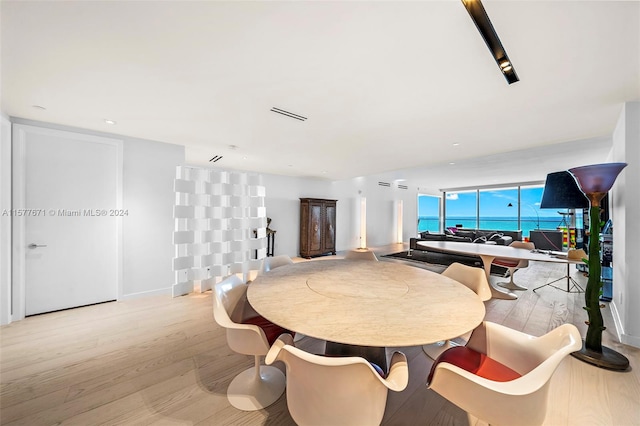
213, 274, 290, 411
427, 321, 581, 426
266, 333, 408, 426
492, 241, 536, 291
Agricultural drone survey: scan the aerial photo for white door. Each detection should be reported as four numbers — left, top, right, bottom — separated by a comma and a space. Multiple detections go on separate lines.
14, 124, 122, 316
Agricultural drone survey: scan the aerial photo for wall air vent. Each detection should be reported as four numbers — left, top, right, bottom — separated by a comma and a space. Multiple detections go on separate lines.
209, 155, 223, 163
270, 107, 307, 121
378, 181, 391, 187
398, 184, 408, 190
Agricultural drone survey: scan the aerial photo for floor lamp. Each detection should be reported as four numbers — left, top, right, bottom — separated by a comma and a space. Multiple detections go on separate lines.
568, 162, 629, 371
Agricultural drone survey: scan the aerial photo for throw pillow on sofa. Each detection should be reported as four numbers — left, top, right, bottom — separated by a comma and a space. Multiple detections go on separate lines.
455, 230, 475, 239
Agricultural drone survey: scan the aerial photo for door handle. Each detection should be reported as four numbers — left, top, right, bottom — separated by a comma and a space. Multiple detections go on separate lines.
28, 243, 47, 249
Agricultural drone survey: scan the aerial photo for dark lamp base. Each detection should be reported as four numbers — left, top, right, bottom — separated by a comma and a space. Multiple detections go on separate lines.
571, 341, 630, 371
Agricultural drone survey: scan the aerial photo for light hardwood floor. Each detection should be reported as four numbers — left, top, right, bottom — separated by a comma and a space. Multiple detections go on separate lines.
1, 244, 639, 425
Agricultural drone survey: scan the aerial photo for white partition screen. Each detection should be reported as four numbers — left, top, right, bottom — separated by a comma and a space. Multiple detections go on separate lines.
172, 166, 267, 297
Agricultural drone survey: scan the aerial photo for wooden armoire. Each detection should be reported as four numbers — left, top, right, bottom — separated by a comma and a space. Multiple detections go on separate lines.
299, 198, 337, 258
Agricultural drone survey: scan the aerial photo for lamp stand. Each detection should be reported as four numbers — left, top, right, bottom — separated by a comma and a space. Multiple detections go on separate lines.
572, 343, 630, 371
570, 203, 629, 371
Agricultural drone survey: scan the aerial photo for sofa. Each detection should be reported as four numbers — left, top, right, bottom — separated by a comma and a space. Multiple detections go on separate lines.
408, 228, 522, 274
406, 228, 522, 275
410, 228, 522, 252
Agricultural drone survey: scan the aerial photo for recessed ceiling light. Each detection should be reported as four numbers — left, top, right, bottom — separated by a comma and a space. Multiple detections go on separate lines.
243, 156, 248, 160
500, 60, 513, 72
32, 105, 46, 110
449, 162, 456, 165
104, 119, 116, 125
452, 143, 460, 147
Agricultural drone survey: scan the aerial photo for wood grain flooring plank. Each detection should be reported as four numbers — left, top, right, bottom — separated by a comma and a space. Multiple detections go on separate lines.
1, 249, 638, 426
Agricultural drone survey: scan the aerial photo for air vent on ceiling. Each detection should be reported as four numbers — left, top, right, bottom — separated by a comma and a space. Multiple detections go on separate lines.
270, 107, 307, 121
378, 181, 391, 187
398, 184, 408, 190
209, 155, 223, 163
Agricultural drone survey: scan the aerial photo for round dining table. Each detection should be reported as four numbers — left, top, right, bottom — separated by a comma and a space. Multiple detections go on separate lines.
247, 259, 485, 369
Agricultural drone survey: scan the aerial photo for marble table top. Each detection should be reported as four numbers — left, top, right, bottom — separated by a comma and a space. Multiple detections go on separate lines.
417, 240, 576, 263
247, 259, 486, 348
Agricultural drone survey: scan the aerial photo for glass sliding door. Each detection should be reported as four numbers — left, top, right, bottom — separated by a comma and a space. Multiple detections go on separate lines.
445, 191, 477, 229
417, 194, 440, 233
479, 187, 519, 231
520, 185, 546, 237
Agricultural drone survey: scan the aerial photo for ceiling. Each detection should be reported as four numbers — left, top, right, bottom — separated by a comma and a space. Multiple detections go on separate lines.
2, 1, 638, 189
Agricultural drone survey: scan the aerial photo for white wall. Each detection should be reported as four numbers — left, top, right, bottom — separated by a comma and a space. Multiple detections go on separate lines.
611, 101, 640, 348
122, 137, 185, 298
261, 173, 418, 258
261, 174, 333, 257
1, 113, 11, 325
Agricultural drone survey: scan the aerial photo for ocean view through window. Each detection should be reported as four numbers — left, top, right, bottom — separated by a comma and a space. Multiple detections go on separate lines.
417, 184, 583, 238
417, 194, 440, 232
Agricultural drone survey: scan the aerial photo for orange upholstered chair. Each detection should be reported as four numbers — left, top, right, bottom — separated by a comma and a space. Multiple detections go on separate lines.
492, 241, 536, 291
427, 321, 581, 426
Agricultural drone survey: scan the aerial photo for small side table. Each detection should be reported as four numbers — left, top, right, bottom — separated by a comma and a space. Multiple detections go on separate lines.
267, 229, 276, 257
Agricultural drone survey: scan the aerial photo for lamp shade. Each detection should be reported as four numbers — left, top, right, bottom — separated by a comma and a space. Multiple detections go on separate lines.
569, 163, 627, 194
540, 171, 589, 209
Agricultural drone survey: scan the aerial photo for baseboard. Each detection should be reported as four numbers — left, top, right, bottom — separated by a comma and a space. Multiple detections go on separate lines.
621, 333, 640, 349
610, 300, 624, 342
611, 301, 640, 349
122, 287, 172, 300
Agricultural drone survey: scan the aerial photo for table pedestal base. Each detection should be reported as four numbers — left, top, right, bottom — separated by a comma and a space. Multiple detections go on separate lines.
423, 340, 460, 360
325, 341, 387, 372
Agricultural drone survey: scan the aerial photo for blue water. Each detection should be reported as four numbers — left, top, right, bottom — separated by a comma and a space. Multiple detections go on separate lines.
418, 216, 582, 239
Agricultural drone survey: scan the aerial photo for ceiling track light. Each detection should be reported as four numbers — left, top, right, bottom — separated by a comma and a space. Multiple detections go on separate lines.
462, 0, 519, 84
270, 107, 307, 121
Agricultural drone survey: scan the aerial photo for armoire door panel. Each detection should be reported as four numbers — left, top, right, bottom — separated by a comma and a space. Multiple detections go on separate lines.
310, 203, 322, 252
324, 203, 336, 252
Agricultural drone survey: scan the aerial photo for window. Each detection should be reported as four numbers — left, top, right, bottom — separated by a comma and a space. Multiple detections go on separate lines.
445, 191, 477, 229
426, 183, 583, 245
417, 194, 440, 232
520, 185, 546, 237
479, 187, 518, 231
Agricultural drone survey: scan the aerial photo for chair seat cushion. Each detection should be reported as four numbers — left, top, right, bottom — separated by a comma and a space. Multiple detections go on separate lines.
242, 315, 292, 345
428, 346, 522, 384
491, 258, 520, 268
